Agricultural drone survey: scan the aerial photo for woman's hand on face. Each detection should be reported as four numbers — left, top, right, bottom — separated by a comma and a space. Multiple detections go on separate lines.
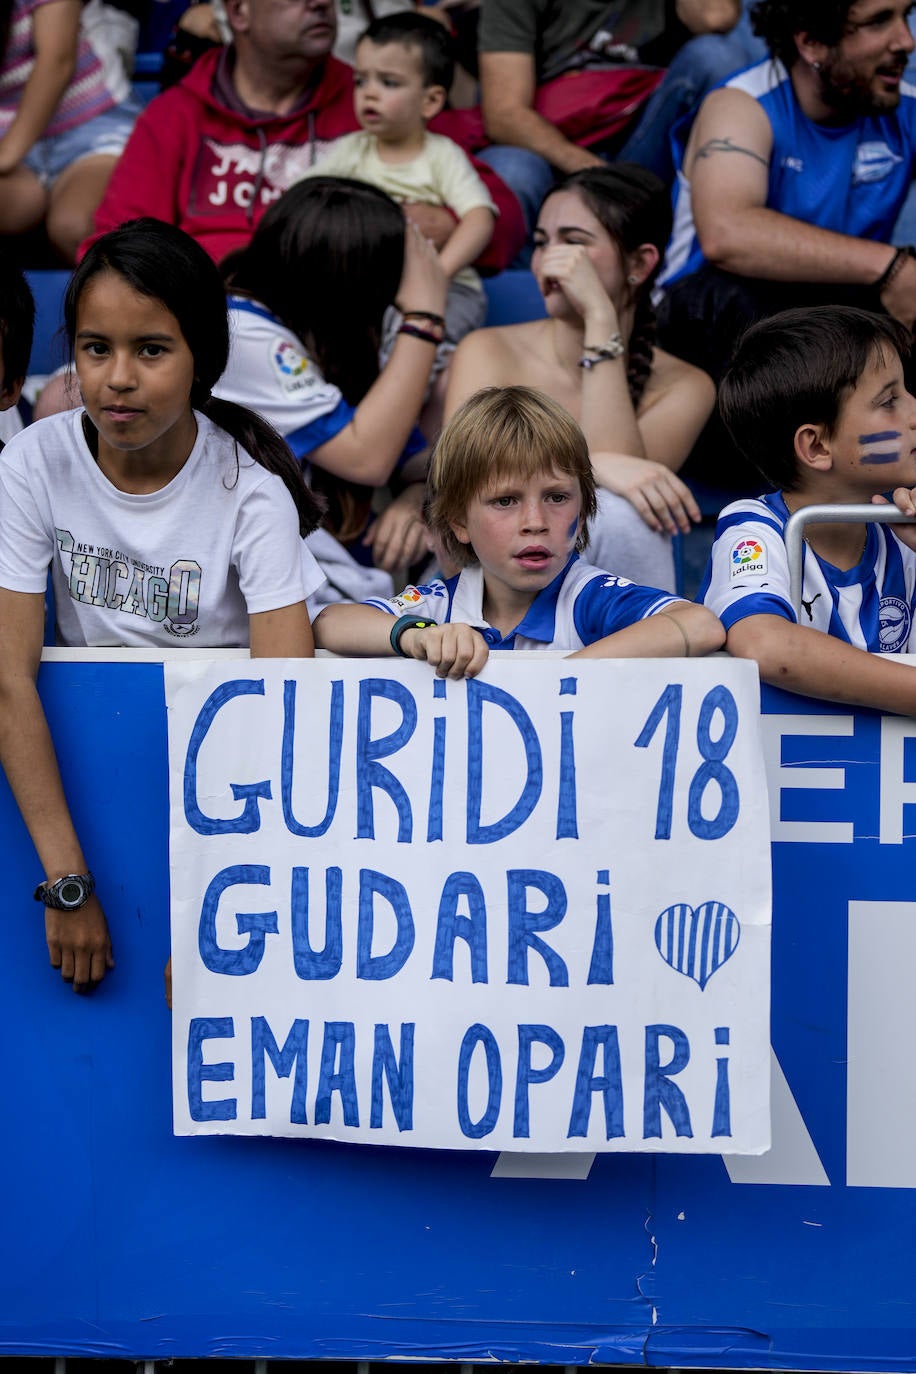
396, 219, 449, 317
593, 452, 701, 535
538, 243, 616, 326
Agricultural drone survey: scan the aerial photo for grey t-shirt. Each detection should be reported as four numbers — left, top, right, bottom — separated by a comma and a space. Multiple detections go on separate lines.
478, 0, 668, 82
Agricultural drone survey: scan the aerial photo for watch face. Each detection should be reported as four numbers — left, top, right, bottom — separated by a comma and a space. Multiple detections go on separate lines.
57, 878, 87, 908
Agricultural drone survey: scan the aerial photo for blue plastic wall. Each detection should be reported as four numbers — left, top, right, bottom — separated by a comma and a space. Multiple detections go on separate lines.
1, 661, 914, 1366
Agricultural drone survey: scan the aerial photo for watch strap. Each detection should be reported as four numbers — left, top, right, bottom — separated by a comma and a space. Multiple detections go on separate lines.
389, 614, 437, 656
34, 872, 96, 910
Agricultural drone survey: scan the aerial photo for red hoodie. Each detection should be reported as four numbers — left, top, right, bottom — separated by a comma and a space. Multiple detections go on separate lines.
86, 47, 525, 269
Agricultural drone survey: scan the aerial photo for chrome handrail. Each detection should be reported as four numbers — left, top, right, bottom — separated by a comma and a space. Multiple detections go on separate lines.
785, 504, 916, 615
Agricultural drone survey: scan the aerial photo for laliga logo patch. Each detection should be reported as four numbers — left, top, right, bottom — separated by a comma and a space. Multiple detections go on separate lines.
391, 587, 424, 611
730, 537, 766, 578
878, 596, 911, 652
272, 339, 309, 382
654, 901, 740, 990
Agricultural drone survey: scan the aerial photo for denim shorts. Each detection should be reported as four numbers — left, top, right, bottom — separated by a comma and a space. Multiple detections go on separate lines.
23, 96, 140, 186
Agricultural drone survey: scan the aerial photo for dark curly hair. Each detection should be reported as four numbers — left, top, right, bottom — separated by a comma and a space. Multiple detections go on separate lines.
541, 164, 671, 408
750, 0, 854, 67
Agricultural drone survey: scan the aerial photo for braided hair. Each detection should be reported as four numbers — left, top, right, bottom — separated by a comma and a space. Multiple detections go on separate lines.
545, 164, 671, 408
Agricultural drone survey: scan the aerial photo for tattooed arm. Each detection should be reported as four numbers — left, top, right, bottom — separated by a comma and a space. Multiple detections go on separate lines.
684, 87, 905, 299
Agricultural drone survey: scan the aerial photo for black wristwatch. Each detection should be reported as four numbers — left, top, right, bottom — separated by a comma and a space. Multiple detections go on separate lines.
34, 872, 96, 911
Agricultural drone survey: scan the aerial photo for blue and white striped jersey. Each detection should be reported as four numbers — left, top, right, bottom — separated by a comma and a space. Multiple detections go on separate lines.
367, 554, 681, 652
700, 493, 916, 653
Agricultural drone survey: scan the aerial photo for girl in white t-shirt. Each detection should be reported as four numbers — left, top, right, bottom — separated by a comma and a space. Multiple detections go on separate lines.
0, 217, 325, 996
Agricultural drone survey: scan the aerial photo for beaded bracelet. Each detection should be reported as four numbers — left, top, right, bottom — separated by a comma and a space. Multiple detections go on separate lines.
399, 323, 442, 345
584, 331, 625, 357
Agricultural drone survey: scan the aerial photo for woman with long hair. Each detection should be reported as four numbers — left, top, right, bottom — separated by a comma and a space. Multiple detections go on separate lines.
445, 164, 716, 590
219, 176, 449, 582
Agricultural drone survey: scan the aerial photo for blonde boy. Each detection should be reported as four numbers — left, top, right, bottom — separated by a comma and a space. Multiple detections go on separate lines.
314, 386, 724, 675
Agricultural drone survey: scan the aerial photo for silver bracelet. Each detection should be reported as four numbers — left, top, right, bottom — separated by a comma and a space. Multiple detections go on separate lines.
578, 331, 626, 369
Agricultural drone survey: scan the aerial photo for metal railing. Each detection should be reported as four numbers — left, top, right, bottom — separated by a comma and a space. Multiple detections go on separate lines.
785, 503, 916, 615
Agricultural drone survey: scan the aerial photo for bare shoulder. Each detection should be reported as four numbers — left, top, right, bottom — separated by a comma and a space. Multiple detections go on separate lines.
447, 319, 550, 414
641, 346, 715, 411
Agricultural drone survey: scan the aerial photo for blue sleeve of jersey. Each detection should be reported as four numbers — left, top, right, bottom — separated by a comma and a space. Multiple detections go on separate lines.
284, 398, 357, 459
274, 407, 423, 468
717, 592, 796, 631
572, 575, 679, 643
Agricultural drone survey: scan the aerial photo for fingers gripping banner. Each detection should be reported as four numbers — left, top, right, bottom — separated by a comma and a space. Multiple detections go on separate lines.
166, 658, 771, 1153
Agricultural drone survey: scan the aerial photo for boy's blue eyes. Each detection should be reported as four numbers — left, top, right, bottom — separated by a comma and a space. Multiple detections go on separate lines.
489, 493, 570, 507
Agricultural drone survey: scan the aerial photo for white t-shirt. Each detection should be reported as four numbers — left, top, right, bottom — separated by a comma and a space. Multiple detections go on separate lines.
0, 409, 324, 647
297, 130, 495, 291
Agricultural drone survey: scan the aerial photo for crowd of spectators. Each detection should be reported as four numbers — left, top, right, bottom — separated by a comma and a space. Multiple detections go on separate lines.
4, 0, 916, 992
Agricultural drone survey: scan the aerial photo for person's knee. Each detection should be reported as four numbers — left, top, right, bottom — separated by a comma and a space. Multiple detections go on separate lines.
45, 200, 95, 265
0, 174, 47, 237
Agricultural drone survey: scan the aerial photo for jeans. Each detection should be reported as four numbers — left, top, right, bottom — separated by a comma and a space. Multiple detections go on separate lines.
617, 10, 768, 184
476, 144, 556, 258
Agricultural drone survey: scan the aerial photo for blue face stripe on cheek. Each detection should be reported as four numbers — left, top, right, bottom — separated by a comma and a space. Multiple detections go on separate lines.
567, 516, 579, 539
858, 430, 902, 464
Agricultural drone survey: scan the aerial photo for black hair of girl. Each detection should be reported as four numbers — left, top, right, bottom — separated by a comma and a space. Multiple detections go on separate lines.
545, 164, 672, 409
65, 218, 324, 537
225, 177, 406, 405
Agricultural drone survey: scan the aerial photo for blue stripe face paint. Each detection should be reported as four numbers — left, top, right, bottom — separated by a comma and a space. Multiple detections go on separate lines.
858, 430, 902, 464
567, 516, 579, 540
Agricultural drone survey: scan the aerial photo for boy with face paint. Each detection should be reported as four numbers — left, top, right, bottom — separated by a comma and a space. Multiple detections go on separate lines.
313, 385, 724, 676
702, 304, 916, 712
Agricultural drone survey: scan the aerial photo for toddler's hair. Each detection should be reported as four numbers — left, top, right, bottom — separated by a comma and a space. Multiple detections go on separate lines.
65, 219, 323, 536
360, 11, 454, 90
719, 305, 912, 491
0, 260, 34, 389
427, 386, 598, 568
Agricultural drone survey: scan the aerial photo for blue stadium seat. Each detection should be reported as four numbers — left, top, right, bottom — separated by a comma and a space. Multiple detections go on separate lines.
482, 270, 546, 327
24, 268, 70, 376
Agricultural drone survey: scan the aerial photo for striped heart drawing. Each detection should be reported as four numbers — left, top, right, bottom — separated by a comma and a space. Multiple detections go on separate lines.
654, 901, 740, 990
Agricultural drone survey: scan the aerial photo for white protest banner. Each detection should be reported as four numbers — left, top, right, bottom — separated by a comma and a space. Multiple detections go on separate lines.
167, 657, 771, 1153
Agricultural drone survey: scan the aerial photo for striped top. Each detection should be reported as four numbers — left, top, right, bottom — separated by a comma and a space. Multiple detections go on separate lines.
0, 0, 130, 140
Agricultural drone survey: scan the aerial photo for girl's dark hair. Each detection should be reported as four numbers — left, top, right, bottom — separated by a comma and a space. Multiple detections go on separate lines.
226, 177, 406, 404
541, 164, 672, 408
66, 218, 323, 536
719, 305, 913, 491
0, 259, 34, 387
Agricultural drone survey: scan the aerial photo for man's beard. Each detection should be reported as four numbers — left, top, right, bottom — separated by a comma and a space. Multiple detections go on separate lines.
817, 47, 906, 115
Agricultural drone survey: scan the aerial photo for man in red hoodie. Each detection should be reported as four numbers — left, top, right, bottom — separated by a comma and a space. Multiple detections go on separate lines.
86, 0, 524, 268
